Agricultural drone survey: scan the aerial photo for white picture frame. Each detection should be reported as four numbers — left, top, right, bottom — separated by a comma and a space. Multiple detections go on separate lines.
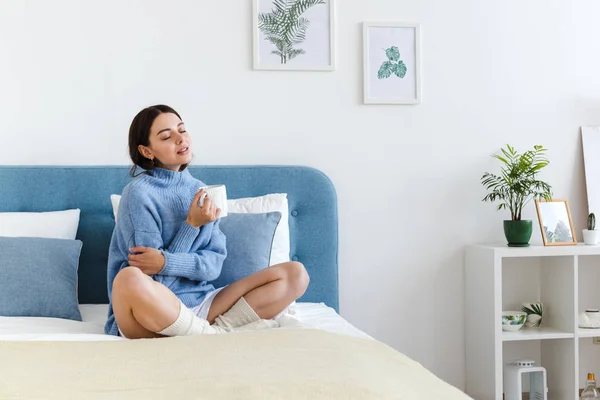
363, 21, 421, 105
253, 0, 336, 71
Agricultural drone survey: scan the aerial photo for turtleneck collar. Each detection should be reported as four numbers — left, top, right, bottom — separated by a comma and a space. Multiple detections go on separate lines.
146, 167, 192, 184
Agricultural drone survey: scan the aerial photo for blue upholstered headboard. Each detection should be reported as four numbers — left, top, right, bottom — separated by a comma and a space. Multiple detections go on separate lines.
0, 165, 339, 311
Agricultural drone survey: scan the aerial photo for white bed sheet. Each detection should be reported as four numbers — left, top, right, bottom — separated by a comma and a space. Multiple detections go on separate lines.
0, 302, 372, 342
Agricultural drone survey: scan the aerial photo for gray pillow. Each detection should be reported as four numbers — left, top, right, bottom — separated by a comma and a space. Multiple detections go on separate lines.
210, 211, 282, 289
0, 236, 83, 321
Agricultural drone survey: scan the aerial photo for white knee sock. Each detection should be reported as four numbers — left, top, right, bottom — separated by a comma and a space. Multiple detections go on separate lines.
158, 301, 227, 336
213, 297, 260, 330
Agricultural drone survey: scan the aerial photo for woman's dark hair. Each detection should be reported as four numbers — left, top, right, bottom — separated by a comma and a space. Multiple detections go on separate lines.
128, 104, 185, 177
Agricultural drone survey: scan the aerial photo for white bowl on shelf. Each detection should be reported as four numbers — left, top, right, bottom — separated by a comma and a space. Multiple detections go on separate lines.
502, 311, 527, 332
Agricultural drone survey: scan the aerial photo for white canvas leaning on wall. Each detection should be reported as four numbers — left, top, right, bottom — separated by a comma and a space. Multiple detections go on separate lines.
252, 0, 336, 71
582, 126, 600, 216
363, 22, 421, 105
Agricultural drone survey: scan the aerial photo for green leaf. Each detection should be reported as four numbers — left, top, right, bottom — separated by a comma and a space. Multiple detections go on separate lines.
266, 36, 287, 52
285, 17, 310, 44
287, 48, 306, 60
258, 14, 283, 36
377, 61, 394, 79
289, 0, 326, 20
492, 155, 509, 164
393, 61, 407, 78
272, 0, 287, 14
386, 46, 401, 62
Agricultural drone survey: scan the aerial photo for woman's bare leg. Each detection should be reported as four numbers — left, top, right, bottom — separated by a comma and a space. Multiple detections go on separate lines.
207, 261, 309, 323
112, 266, 182, 339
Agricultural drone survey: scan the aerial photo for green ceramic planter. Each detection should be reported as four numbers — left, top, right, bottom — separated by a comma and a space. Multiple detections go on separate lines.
503, 220, 533, 247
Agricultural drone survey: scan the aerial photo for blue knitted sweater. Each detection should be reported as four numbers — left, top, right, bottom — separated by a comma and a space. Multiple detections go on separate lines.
104, 167, 227, 336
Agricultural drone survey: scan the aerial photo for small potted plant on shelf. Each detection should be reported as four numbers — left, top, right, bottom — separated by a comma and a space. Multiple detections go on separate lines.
480, 144, 552, 247
583, 212, 599, 245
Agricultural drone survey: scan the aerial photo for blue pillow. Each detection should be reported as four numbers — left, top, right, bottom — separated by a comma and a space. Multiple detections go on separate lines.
210, 211, 281, 289
0, 236, 83, 321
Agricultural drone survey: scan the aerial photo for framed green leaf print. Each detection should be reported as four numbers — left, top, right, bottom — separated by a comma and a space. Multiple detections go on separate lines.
253, 0, 336, 71
363, 22, 421, 104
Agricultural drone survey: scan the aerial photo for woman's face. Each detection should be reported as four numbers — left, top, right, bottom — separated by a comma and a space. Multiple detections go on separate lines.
140, 112, 193, 172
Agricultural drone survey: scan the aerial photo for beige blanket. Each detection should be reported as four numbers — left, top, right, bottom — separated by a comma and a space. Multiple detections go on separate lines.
0, 329, 471, 400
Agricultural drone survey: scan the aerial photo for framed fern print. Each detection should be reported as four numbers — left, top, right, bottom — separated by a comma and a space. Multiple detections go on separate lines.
363, 22, 421, 104
253, 0, 336, 71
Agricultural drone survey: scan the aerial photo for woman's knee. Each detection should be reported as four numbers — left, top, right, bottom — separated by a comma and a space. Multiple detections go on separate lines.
112, 266, 154, 303
283, 262, 309, 298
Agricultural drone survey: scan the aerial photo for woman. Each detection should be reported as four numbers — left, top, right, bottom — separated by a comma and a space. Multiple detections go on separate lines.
104, 104, 309, 339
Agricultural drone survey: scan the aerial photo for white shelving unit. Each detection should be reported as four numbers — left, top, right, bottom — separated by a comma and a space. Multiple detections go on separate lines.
465, 243, 600, 400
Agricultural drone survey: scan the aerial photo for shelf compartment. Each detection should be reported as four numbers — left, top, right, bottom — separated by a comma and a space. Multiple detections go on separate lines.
501, 256, 576, 342
503, 339, 575, 400
578, 336, 600, 394
578, 255, 600, 341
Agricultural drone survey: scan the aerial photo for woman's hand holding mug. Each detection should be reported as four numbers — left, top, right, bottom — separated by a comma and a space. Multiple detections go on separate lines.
186, 188, 221, 228
187, 185, 228, 227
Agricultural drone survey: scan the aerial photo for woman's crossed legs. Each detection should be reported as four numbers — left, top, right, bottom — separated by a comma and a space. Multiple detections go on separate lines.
112, 262, 309, 339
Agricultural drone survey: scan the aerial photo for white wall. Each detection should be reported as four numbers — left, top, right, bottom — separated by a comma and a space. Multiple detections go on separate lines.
2, 0, 600, 390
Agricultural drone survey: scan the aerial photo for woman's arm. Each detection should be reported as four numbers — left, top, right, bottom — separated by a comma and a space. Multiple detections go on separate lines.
158, 220, 227, 282
129, 222, 226, 282
165, 221, 199, 253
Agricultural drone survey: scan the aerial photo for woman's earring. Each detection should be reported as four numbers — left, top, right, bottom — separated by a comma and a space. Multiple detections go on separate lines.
150, 158, 155, 167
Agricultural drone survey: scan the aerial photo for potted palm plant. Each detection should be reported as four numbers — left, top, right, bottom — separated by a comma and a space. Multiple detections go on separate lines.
480, 144, 552, 247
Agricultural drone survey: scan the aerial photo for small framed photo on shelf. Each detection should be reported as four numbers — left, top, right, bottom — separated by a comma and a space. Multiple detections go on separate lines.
535, 199, 577, 246
252, 0, 336, 71
363, 21, 421, 105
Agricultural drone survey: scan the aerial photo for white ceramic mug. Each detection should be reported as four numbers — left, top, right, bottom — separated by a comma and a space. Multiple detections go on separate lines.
198, 184, 228, 218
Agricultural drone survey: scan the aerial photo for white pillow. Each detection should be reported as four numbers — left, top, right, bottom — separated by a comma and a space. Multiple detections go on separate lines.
110, 193, 291, 266
0, 209, 81, 240
110, 194, 121, 222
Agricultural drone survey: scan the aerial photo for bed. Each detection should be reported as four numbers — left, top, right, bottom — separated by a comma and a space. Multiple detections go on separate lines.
0, 165, 472, 399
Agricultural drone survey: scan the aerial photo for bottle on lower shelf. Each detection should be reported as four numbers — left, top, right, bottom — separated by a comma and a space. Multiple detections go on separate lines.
581, 373, 600, 399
